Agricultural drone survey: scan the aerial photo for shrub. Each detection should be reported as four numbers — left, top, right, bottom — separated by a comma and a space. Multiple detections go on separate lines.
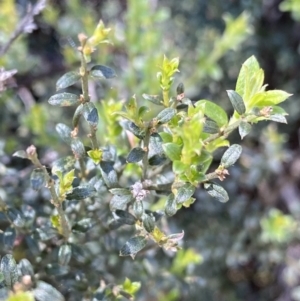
0, 16, 292, 301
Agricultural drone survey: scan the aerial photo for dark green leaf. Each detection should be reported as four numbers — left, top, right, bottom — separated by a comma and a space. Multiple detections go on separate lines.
48, 92, 79, 106
100, 161, 118, 188
56, 123, 72, 144
34, 227, 58, 241
109, 219, 131, 230
72, 103, 84, 128
203, 119, 219, 134
70, 138, 86, 159
52, 156, 76, 174
176, 183, 195, 204
148, 154, 166, 166
45, 263, 68, 277
226, 90, 246, 115
145, 210, 164, 222
12, 150, 28, 159
90, 65, 116, 79
156, 108, 176, 124
177, 82, 184, 94
3, 227, 16, 250
110, 194, 133, 211
127, 147, 146, 163
7, 208, 25, 228
165, 193, 177, 217
162, 143, 181, 161
18, 259, 34, 277
143, 215, 155, 233
204, 183, 229, 203
119, 236, 147, 259
82, 102, 99, 127
109, 188, 131, 195
30, 168, 45, 190
66, 186, 96, 200
0, 254, 18, 289
22, 205, 36, 226
122, 121, 146, 139
221, 144, 242, 168
58, 244, 72, 266
239, 121, 251, 139
133, 201, 144, 219
268, 114, 287, 124
115, 210, 137, 225
72, 218, 94, 233
149, 133, 164, 158
142, 94, 163, 105
56, 71, 80, 90
33, 281, 65, 301
25, 235, 40, 256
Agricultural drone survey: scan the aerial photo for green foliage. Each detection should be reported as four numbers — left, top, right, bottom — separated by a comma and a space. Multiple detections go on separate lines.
0, 2, 296, 300
280, 0, 300, 21
261, 209, 296, 243
10, 19, 290, 260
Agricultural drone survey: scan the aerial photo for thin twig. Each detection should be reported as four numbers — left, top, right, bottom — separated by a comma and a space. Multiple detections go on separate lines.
26, 145, 71, 239
0, 0, 47, 57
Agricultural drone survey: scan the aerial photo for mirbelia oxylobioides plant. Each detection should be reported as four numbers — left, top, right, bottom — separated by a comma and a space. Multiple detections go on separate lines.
12, 21, 292, 263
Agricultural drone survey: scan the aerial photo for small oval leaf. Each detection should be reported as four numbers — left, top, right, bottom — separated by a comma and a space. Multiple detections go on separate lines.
72, 218, 94, 233
0, 254, 19, 288
3, 227, 16, 250
119, 236, 147, 259
82, 103, 99, 127
58, 244, 72, 266
176, 183, 195, 204
142, 94, 163, 105
66, 186, 96, 200
204, 183, 229, 203
52, 156, 76, 174
162, 143, 181, 161
239, 121, 251, 139
18, 259, 34, 278
133, 201, 144, 220
56, 71, 80, 91
7, 208, 25, 228
143, 215, 155, 233
70, 139, 86, 159
268, 114, 287, 124
203, 119, 219, 134
90, 65, 116, 79
115, 210, 137, 225
165, 193, 177, 217
48, 93, 79, 107
33, 281, 65, 301
110, 194, 133, 211
226, 90, 246, 115
56, 123, 72, 144
100, 161, 118, 188
197, 100, 228, 127
30, 168, 46, 191
127, 147, 146, 163
156, 108, 176, 124
12, 150, 28, 159
177, 82, 184, 94
221, 144, 242, 168
121, 121, 146, 139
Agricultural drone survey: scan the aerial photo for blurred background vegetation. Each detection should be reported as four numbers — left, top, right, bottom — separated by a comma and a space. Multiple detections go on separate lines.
1, 0, 300, 300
